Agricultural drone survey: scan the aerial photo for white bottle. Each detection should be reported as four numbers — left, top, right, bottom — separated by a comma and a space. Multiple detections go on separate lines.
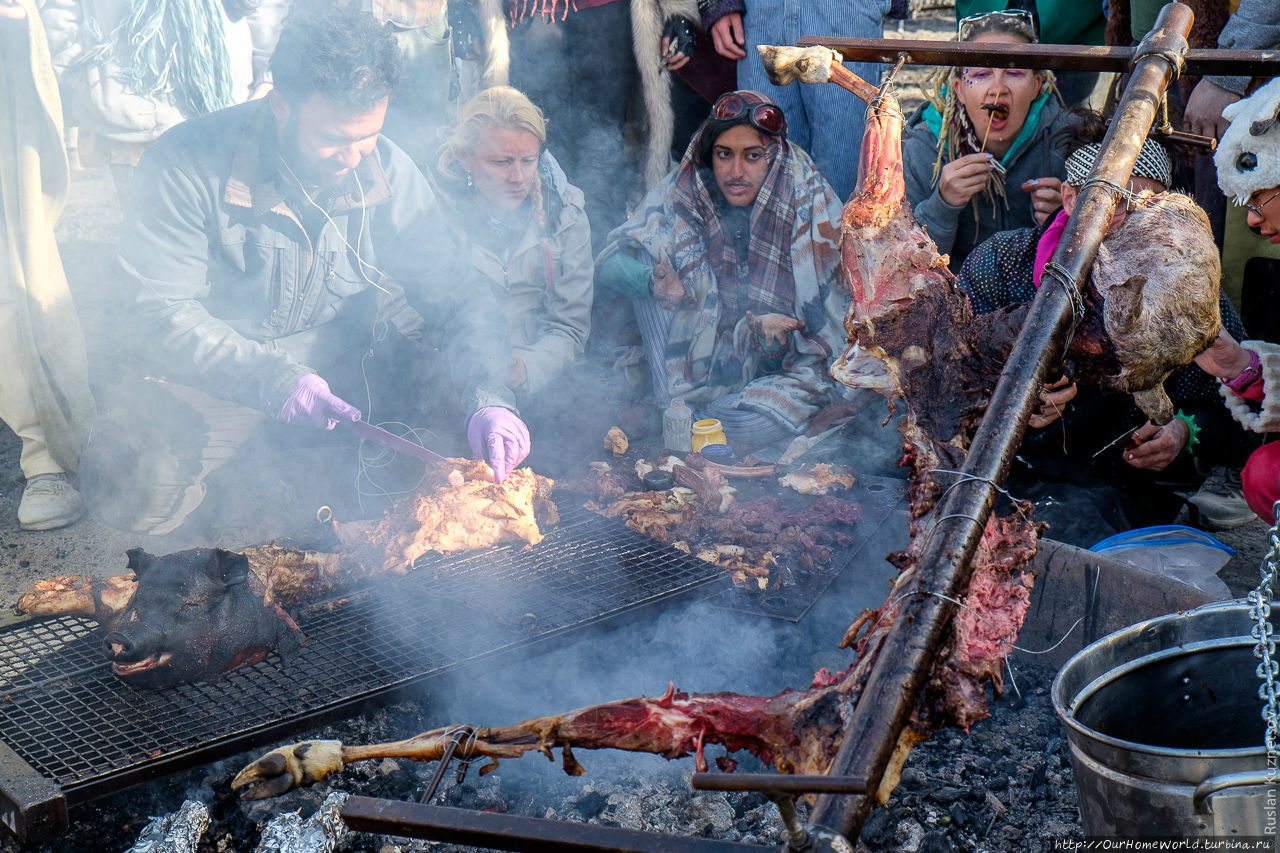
662, 399, 693, 453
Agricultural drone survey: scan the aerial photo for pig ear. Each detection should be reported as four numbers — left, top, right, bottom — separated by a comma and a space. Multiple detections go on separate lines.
125, 548, 154, 577
213, 549, 252, 587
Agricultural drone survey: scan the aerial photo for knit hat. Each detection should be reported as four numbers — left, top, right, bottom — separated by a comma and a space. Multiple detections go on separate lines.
1215, 78, 1280, 204
1064, 138, 1172, 189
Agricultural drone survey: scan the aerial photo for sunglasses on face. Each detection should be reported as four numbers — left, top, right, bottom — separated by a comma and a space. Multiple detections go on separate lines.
957, 8, 1036, 41
711, 93, 787, 137
1245, 188, 1280, 217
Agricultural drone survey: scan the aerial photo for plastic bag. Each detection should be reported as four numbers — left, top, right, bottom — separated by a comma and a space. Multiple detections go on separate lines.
1089, 525, 1234, 599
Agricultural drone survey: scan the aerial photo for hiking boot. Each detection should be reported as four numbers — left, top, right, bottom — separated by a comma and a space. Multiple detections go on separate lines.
1185, 467, 1256, 531
18, 474, 87, 531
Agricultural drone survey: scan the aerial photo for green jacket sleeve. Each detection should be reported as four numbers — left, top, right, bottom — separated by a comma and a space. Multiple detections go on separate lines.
596, 250, 654, 301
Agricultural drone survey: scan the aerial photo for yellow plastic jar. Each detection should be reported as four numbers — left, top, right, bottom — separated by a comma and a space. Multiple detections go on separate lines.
691, 419, 727, 452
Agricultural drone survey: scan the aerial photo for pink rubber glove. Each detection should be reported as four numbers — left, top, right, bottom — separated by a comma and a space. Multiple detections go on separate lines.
278, 373, 361, 430
467, 406, 530, 483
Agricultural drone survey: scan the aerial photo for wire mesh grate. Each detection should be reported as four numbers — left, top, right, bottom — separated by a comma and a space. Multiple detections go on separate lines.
0, 505, 723, 796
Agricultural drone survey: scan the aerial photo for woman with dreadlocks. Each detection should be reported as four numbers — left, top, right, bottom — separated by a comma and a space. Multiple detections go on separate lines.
902, 9, 1070, 272
954, 121, 1256, 535
40, 0, 269, 200
595, 90, 851, 451
428, 86, 593, 411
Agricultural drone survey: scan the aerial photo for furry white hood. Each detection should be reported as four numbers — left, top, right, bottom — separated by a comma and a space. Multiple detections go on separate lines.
1215, 77, 1280, 204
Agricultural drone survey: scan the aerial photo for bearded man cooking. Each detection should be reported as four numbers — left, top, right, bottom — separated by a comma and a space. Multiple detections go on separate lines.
80, 8, 530, 537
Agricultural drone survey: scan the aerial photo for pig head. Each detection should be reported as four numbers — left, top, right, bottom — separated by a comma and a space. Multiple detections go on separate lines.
103, 548, 302, 687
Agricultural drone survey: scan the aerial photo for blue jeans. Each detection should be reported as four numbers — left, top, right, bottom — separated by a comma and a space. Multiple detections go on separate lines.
737, 0, 891, 201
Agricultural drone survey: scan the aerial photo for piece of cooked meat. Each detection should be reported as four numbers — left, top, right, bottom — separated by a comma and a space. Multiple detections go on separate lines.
778, 463, 857, 495
338, 460, 558, 574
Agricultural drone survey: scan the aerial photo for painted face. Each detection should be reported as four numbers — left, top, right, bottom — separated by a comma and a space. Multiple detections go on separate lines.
1062, 175, 1167, 232
1245, 187, 1280, 243
954, 32, 1044, 158
711, 124, 771, 208
273, 92, 387, 187
464, 127, 542, 213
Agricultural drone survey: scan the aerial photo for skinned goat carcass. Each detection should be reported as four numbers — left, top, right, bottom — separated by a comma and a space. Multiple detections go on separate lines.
15, 461, 558, 686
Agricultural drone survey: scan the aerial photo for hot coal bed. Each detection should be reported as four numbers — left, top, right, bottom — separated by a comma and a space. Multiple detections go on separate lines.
0, 469, 1033, 851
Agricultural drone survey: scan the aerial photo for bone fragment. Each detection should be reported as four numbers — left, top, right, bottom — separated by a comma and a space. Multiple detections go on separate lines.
757, 45, 880, 104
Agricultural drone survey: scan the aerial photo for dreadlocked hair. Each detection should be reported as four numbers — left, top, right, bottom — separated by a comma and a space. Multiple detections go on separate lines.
923, 13, 1060, 226
78, 0, 234, 119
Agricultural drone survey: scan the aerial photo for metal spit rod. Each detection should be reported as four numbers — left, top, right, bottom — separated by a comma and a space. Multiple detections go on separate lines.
340, 797, 771, 852
691, 772, 868, 795
797, 34, 1277, 77
806, 1, 1197, 840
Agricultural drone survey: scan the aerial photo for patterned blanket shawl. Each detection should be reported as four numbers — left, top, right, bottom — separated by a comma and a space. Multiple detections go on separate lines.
600, 129, 849, 434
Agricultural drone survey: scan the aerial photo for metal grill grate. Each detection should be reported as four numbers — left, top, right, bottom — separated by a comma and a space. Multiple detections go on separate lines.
0, 505, 723, 823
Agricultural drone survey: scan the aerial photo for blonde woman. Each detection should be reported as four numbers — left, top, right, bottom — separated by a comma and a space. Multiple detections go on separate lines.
902, 9, 1070, 271
430, 86, 593, 402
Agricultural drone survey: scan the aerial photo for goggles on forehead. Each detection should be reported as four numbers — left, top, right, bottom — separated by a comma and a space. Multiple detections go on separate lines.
957, 8, 1036, 42
711, 92, 787, 137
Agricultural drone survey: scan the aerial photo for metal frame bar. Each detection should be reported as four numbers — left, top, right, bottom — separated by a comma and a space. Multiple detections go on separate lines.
798, 35, 1278, 77
339, 798, 771, 852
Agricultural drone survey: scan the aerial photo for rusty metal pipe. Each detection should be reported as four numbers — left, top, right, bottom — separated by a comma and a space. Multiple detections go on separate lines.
339, 797, 771, 852
807, 2, 1196, 840
691, 772, 869, 794
796, 35, 1276, 77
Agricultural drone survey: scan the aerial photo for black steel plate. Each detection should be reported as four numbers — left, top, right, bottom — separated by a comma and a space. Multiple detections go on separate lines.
0, 505, 722, 819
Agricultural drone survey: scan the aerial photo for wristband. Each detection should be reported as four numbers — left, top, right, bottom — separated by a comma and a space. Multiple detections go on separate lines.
1224, 348, 1262, 393
1173, 409, 1200, 457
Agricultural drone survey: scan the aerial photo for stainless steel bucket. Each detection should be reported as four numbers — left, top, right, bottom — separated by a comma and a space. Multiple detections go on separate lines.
1052, 599, 1277, 836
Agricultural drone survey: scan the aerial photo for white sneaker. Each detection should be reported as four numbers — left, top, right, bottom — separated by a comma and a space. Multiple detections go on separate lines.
1186, 467, 1256, 531
18, 474, 87, 531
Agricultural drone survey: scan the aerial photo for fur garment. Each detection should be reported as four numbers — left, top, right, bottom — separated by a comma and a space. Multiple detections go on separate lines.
632, 0, 700, 188
1215, 77, 1280, 203
475, 0, 511, 88
1221, 339, 1280, 434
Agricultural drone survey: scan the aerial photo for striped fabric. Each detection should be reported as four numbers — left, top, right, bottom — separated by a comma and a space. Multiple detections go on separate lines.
633, 299, 796, 446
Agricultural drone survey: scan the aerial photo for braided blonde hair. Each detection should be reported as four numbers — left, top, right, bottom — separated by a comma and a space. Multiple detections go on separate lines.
438, 85, 548, 181
440, 86, 557, 288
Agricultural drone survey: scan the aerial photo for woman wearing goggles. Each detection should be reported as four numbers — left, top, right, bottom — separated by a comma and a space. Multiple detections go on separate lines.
902, 9, 1070, 272
595, 91, 851, 452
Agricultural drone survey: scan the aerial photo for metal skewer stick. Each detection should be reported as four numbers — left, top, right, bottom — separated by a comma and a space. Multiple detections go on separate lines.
1091, 424, 1141, 459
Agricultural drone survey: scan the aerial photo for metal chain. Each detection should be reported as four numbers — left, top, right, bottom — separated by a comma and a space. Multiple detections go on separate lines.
1249, 498, 1280, 755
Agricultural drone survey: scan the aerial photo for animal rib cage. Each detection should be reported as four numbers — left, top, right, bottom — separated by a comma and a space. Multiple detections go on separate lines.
0, 505, 724, 842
